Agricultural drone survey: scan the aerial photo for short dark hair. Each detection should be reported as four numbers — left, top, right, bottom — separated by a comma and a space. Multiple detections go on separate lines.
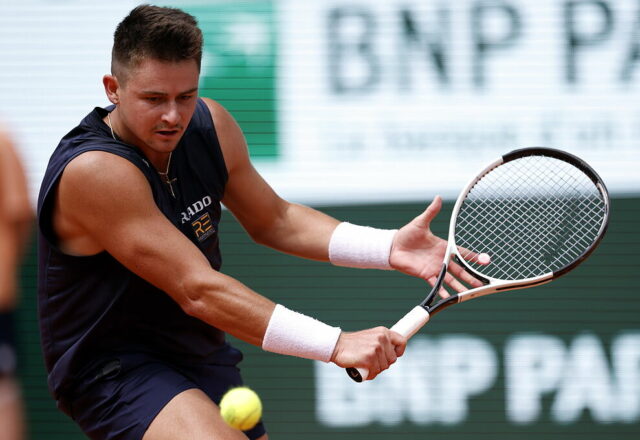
112, 5, 203, 80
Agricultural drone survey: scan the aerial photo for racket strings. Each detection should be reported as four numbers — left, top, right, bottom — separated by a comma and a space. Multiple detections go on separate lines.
455, 156, 607, 280
461, 189, 601, 278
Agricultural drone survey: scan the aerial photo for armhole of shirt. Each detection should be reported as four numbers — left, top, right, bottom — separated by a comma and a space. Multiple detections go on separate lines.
195, 98, 229, 188
38, 147, 153, 254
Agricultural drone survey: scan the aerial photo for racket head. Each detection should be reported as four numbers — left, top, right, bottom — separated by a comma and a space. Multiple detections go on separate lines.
449, 147, 610, 285
346, 147, 609, 383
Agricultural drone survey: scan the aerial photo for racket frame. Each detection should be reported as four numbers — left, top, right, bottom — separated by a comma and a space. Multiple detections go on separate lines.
347, 147, 610, 383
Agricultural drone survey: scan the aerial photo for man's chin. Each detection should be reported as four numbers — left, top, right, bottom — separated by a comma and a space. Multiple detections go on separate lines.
149, 137, 182, 152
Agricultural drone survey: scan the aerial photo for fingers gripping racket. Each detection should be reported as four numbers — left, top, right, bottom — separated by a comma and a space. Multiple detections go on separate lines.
347, 147, 610, 382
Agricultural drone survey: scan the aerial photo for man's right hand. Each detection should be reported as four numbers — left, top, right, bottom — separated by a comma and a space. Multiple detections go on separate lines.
330, 328, 407, 380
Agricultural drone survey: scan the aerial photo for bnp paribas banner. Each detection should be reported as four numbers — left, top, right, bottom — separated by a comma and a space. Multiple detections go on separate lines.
216, 196, 639, 438
185, 0, 640, 205
315, 332, 640, 427
1, 0, 639, 204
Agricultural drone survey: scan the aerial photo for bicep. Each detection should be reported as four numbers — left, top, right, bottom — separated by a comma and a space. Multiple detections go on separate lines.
205, 98, 338, 258
204, 98, 290, 239
222, 154, 289, 241
59, 152, 215, 303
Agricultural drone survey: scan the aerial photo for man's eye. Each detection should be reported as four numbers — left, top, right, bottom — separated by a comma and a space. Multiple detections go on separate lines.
145, 97, 160, 103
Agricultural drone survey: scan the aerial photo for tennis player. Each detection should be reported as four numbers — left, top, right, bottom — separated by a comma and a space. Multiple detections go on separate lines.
37, 5, 481, 440
0, 121, 32, 440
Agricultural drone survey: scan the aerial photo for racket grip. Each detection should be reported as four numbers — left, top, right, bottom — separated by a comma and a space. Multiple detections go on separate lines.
346, 306, 430, 382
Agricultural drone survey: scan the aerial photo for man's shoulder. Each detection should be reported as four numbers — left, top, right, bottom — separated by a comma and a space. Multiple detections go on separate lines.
199, 96, 219, 113
41, 148, 149, 211
189, 97, 218, 129
194, 97, 234, 128
49, 106, 150, 180
63, 151, 144, 189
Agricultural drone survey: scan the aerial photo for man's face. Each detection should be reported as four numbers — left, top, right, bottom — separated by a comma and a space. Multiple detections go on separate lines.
114, 58, 200, 155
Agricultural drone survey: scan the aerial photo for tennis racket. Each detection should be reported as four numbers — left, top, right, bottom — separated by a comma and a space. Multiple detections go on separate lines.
347, 147, 610, 382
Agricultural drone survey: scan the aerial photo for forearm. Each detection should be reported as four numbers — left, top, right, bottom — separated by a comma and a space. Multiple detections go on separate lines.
253, 202, 398, 270
251, 202, 339, 261
182, 270, 276, 347
184, 270, 341, 362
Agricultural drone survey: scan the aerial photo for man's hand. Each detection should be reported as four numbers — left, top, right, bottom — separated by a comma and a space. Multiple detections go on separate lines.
330, 328, 406, 380
389, 196, 484, 298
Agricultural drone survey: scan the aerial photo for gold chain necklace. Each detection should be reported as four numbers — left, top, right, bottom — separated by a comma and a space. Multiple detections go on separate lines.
107, 112, 177, 198
156, 151, 177, 198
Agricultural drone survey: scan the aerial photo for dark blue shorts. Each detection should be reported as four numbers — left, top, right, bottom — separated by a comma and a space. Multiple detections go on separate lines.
59, 352, 266, 440
0, 311, 17, 376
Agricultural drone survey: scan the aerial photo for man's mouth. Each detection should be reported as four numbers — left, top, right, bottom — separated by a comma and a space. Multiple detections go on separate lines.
156, 129, 180, 138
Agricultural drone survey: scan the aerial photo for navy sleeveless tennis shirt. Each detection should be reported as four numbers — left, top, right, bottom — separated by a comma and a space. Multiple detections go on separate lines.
37, 99, 241, 400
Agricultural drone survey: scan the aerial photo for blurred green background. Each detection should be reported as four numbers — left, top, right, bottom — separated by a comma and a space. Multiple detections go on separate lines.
17, 197, 639, 439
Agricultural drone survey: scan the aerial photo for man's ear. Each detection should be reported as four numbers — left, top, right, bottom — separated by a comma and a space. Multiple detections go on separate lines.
103, 74, 121, 105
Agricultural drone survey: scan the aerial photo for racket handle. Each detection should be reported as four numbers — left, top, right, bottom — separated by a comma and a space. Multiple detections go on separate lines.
346, 306, 430, 382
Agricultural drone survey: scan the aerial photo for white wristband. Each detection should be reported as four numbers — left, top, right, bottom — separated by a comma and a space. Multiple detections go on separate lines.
328, 222, 397, 270
262, 304, 342, 363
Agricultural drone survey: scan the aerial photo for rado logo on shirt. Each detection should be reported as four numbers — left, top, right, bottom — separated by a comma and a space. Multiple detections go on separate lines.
180, 195, 212, 224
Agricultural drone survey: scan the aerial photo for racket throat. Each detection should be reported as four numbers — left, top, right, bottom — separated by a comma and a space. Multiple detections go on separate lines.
420, 264, 448, 308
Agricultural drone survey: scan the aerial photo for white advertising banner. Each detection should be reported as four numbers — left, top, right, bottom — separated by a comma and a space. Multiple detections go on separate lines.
267, 0, 640, 203
0, 0, 639, 204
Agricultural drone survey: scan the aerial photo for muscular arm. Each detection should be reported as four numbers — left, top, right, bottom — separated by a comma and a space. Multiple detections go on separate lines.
53, 104, 406, 377
55, 152, 403, 376
206, 101, 483, 297
54, 151, 275, 346
205, 99, 340, 261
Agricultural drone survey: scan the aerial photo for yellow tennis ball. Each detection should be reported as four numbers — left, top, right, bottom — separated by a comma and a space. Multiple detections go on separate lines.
219, 387, 263, 431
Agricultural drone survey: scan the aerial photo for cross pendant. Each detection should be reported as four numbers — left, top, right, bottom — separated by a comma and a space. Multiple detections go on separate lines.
164, 177, 178, 198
